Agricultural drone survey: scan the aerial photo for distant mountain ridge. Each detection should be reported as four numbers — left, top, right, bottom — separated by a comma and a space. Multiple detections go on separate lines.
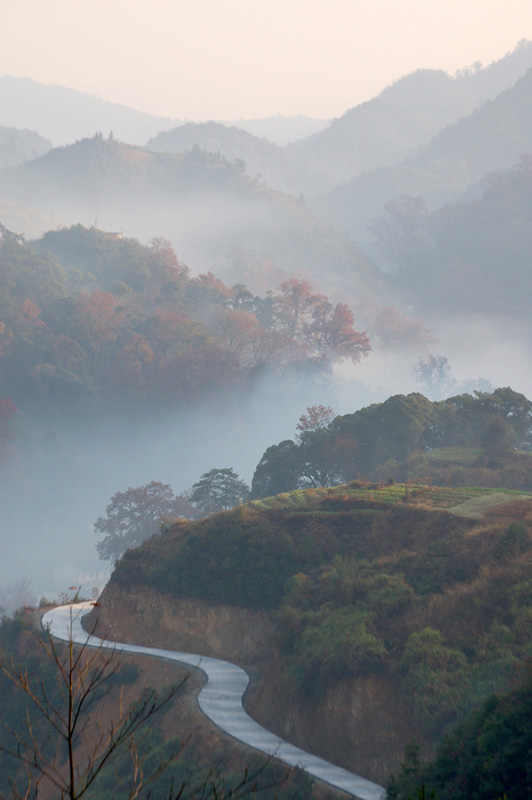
147, 121, 323, 196
3, 40, 532, 198
0, 125, 51, 170
288, 40, 532, 191
148, 41, 532, 196
0, 76, 181, 146
217, 115, 329, 145
312, 62, 532, 244
0, 75, 328, 152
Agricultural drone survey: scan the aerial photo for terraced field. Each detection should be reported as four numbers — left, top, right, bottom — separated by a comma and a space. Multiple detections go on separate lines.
248, 482, 532, 518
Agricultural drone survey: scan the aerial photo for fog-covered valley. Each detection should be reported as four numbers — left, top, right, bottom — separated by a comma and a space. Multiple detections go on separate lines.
2, 40, 532, 610
4, 11, 532, 796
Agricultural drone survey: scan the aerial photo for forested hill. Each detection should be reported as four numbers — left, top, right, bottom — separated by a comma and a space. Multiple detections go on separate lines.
249, 390, 532, 499
0, 224, 371, 425
147, 121, 319, 196
103, 477, 532, 782
375, 156, 532, 320
314, 64, 532, 242
0, 136, 375, 292
0, 125, 51, 170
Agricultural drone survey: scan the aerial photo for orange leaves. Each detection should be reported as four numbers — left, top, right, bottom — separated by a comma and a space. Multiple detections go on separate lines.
112, 335, 155, 391
0, 230, 373, 410
146, 236, 189, 285
75, 291, 125, 350
20, 299, 46, 329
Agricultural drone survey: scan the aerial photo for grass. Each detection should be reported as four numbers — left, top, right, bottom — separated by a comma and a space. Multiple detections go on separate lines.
248, 481, 532, 515
425, 447, 483, 463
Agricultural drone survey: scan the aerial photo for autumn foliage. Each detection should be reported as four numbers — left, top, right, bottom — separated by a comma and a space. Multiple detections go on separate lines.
0, 226, 370, 420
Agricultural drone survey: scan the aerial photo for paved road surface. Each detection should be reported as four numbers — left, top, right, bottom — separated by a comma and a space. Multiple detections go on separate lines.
42, 602, 385, 800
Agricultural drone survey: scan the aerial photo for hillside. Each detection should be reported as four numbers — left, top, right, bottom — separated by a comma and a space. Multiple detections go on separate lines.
0, 135, 375, 293
147, 43, 532, 198
218, 114, 329, 146
249, 390, 532, 499
309, 38, 532, 185
0, 125, 51, 170
147, 121, 320, 196
0, 76, 180, 146
147, 71, 474, 197
0, 223, 375, 593
313, 65, 532, 244
394, 671, 532, 800
92, 480, 532, 784
287, 69, 479, 193
374, 155, 532, 320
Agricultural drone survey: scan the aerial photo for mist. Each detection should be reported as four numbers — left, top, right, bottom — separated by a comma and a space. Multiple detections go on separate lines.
3, 43, 532, 612
4, 300, 530, 605
1, 366, 346, 601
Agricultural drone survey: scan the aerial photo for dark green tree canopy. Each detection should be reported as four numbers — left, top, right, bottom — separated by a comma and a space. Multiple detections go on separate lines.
250, 389, 532, 499
250, 441, 300, 499
190, 468, 249, 516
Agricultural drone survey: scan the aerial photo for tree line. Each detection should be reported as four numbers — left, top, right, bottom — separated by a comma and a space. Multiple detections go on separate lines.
92, 388, 532, 564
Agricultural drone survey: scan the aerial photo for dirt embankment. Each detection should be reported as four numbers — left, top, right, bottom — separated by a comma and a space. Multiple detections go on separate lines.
89, 583, 415, 784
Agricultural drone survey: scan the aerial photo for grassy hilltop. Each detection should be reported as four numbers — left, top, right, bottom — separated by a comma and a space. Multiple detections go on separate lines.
111, 480, 532, 750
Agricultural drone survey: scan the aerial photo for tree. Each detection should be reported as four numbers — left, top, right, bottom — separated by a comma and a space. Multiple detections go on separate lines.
476, 386, 532, 448
413, 354, 455, 400
94, 482, 188, 562
271, 280, 371, 369
250, 441, 301, 499
368, 195, 433, 274
295, 405, 334, 439
482, 414, 518, 460
293, 405, 346, 489
0, 609, 277, 800
73, 291, 125, 382
146, 237, 189, 285
0, 607, 180, 800
190, 468, 249, 516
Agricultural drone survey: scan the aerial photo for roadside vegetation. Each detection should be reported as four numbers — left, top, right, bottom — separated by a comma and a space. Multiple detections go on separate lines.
387, 671, 532, 800
0, 610, 322, 800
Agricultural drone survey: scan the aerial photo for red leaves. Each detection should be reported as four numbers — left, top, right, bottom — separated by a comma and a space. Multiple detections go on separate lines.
147, 236, 189, 283
274, 279, 370, 366
20, 299, 46, 329
1, 231, 372, 409
75, 291, 125, 351
297, 404, 335, 434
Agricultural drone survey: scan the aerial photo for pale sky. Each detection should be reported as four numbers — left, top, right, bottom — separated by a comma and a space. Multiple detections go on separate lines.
2, 0, 532, 120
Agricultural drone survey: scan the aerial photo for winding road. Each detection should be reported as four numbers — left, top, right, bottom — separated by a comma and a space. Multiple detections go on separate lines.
42, 602, 385, 800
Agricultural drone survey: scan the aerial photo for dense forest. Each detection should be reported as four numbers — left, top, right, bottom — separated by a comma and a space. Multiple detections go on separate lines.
388, 672, 532, 799
0, 221, 374, 594
0, 224, 369, 423
370, 156, 532, 319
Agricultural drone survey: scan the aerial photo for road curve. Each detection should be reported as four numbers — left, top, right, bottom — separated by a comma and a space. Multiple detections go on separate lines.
42, 602, 385, 800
